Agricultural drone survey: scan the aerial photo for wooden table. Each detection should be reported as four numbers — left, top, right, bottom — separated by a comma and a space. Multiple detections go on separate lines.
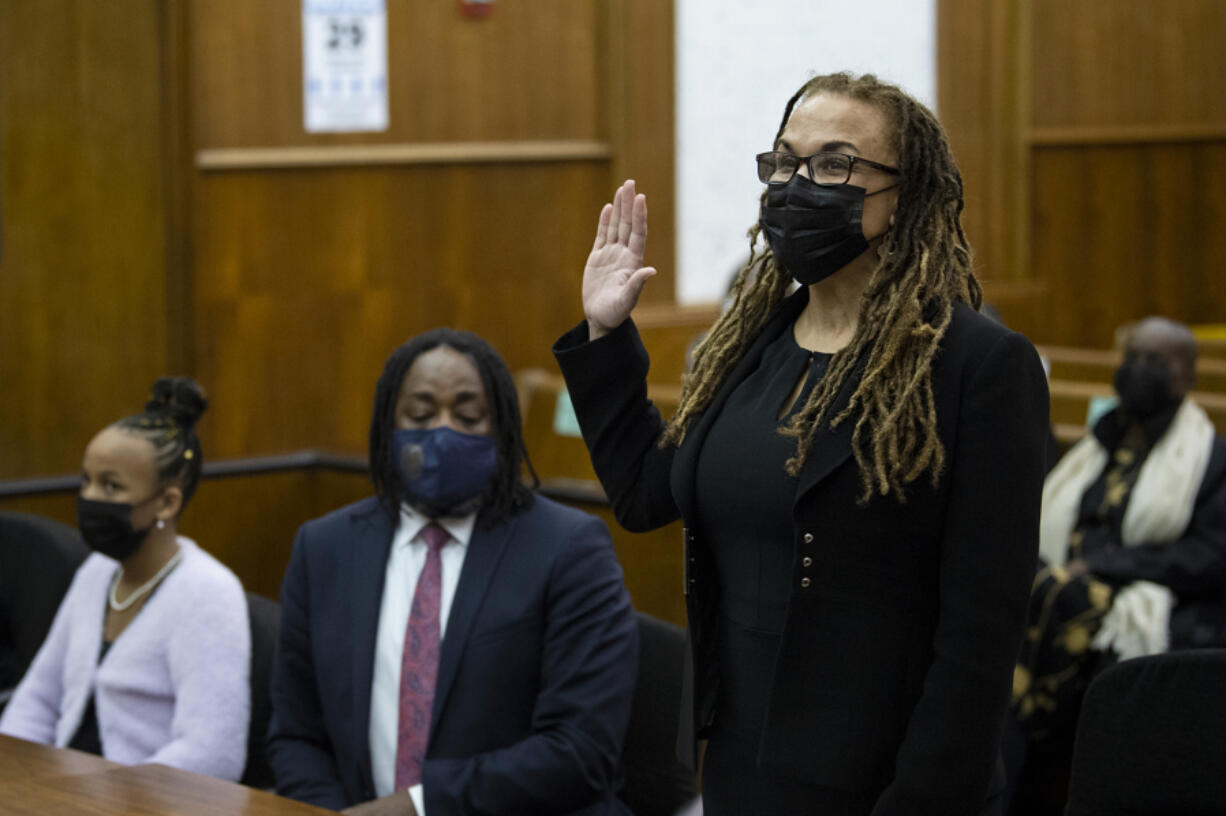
0, 734, 335, 815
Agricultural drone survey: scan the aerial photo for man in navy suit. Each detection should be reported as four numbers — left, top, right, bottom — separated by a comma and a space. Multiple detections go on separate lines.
268, 329, 638, 815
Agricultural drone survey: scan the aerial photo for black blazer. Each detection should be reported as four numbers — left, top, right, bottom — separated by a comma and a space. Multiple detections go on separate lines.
554, 288, 1050, 815
267, 494, 638, 815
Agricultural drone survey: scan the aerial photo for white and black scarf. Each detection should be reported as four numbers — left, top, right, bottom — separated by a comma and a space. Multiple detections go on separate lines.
1039, 399, 1214, 660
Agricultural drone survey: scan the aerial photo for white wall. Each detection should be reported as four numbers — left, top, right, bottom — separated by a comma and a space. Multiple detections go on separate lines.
674, 0, 936, 303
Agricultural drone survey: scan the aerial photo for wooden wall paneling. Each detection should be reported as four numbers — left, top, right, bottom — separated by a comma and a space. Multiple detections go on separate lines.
938, 0, 1044, 337
1029, 0, 1226, 345
196, 141, 614, 170
189, 0, 604, 148
1029, 0, 1221, 338
159, 0, 195, 375
191, 162, 611, 460
180, 469, 375, 599
0, 494, 77, 534
937, 0, 998, 280
941, 0, 1226, 347
2, 2, 680, 607
187, 1, 675, 463
598, 511, 687, 627
602, 0, 676, 303
1008, 0, 1034, 323
1149, 143, 1226, 323
0, 0, 172, 479
1031, 0, 1226, 130
1034, 143, 1226, 347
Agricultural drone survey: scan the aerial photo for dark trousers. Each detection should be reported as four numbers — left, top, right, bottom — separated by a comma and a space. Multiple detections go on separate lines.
1002, 709, 1077, 816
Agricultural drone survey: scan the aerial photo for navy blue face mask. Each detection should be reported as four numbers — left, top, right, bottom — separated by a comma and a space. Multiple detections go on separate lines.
393, 427, 498, 517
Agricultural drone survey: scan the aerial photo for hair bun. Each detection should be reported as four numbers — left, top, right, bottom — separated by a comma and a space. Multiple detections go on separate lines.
145, 377, 208, 430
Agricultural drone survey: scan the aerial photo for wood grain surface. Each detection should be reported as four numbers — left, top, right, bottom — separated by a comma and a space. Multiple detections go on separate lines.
0, 735, 332, 815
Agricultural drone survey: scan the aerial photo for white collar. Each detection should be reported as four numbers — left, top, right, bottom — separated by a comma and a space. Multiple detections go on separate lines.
396, 503, 476, 549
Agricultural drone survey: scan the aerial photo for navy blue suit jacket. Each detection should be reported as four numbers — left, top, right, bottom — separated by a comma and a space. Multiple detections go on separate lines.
268, 494, 638, 815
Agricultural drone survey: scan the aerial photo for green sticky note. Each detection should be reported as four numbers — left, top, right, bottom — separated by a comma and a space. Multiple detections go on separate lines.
553, 390, 583, 438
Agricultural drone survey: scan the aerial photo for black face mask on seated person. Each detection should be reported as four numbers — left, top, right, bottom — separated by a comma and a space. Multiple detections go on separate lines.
76, 493, 162, 562
1113, 358, 1180, 420
759, 174, 896, 286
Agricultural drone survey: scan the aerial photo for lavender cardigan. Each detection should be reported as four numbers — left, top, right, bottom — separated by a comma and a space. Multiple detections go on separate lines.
0, 537, 250, 781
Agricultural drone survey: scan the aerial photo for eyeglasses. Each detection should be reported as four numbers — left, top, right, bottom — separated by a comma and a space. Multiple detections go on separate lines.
755, 151, 901, 186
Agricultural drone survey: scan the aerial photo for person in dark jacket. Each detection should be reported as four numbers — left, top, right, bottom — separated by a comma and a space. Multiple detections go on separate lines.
1007, 316, 1226, 815
269, 329, 638, 816
554, 71, 1050, 815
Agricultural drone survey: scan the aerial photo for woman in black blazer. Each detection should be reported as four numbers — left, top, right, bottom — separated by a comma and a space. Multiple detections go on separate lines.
553, 72, 1050, 815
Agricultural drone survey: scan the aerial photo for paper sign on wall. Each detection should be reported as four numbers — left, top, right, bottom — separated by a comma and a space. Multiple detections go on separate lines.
303, 0, 388, 132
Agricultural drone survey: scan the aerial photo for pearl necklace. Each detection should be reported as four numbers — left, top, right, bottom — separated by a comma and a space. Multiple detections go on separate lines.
109, 549, 183, 612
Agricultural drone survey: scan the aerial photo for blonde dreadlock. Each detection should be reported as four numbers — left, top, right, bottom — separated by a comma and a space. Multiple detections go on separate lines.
660, 72, 981, 503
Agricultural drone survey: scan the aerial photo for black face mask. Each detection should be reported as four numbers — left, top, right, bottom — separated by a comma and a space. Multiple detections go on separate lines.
76, 494, 161, 562
1113, 358, 1177, 419
759, 174, 894, 286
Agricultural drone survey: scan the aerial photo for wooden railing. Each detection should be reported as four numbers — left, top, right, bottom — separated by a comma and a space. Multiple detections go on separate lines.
0, 447, 687, 627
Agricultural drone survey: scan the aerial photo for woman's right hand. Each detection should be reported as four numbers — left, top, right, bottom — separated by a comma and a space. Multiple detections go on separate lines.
583, 179, 657, 340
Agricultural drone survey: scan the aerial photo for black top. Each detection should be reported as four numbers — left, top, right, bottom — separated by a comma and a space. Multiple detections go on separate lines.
695, 326, 830, 739
0, 512, 88, 692
554, 290, 1051, 813
68, 572, 174, 757
68, 639, 113, 755
0, 583, 14, 692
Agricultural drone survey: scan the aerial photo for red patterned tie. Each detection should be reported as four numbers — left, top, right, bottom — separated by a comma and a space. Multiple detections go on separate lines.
394, 522, 449, 790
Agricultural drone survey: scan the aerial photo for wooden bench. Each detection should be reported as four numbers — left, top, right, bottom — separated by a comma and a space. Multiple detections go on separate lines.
1197, 336, 1226, 362
516, 368, 686, 627
630, 301, 720, 385
1048, 379, 1226, 435
1038, 345, 1226, 393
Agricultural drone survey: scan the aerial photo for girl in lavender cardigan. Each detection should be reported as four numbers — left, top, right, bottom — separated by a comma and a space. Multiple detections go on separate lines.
0, 378, 250, 781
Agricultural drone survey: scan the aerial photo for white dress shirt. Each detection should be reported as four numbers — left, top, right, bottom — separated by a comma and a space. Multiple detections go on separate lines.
369, 504, 474, 814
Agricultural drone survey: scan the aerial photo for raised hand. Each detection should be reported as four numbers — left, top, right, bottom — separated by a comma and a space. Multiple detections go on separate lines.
583, 179, 657, 340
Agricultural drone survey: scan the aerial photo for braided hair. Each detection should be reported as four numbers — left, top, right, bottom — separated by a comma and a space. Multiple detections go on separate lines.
661, 72, 981, 503
369, 329, 538, 529
113, 377, 208, 512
